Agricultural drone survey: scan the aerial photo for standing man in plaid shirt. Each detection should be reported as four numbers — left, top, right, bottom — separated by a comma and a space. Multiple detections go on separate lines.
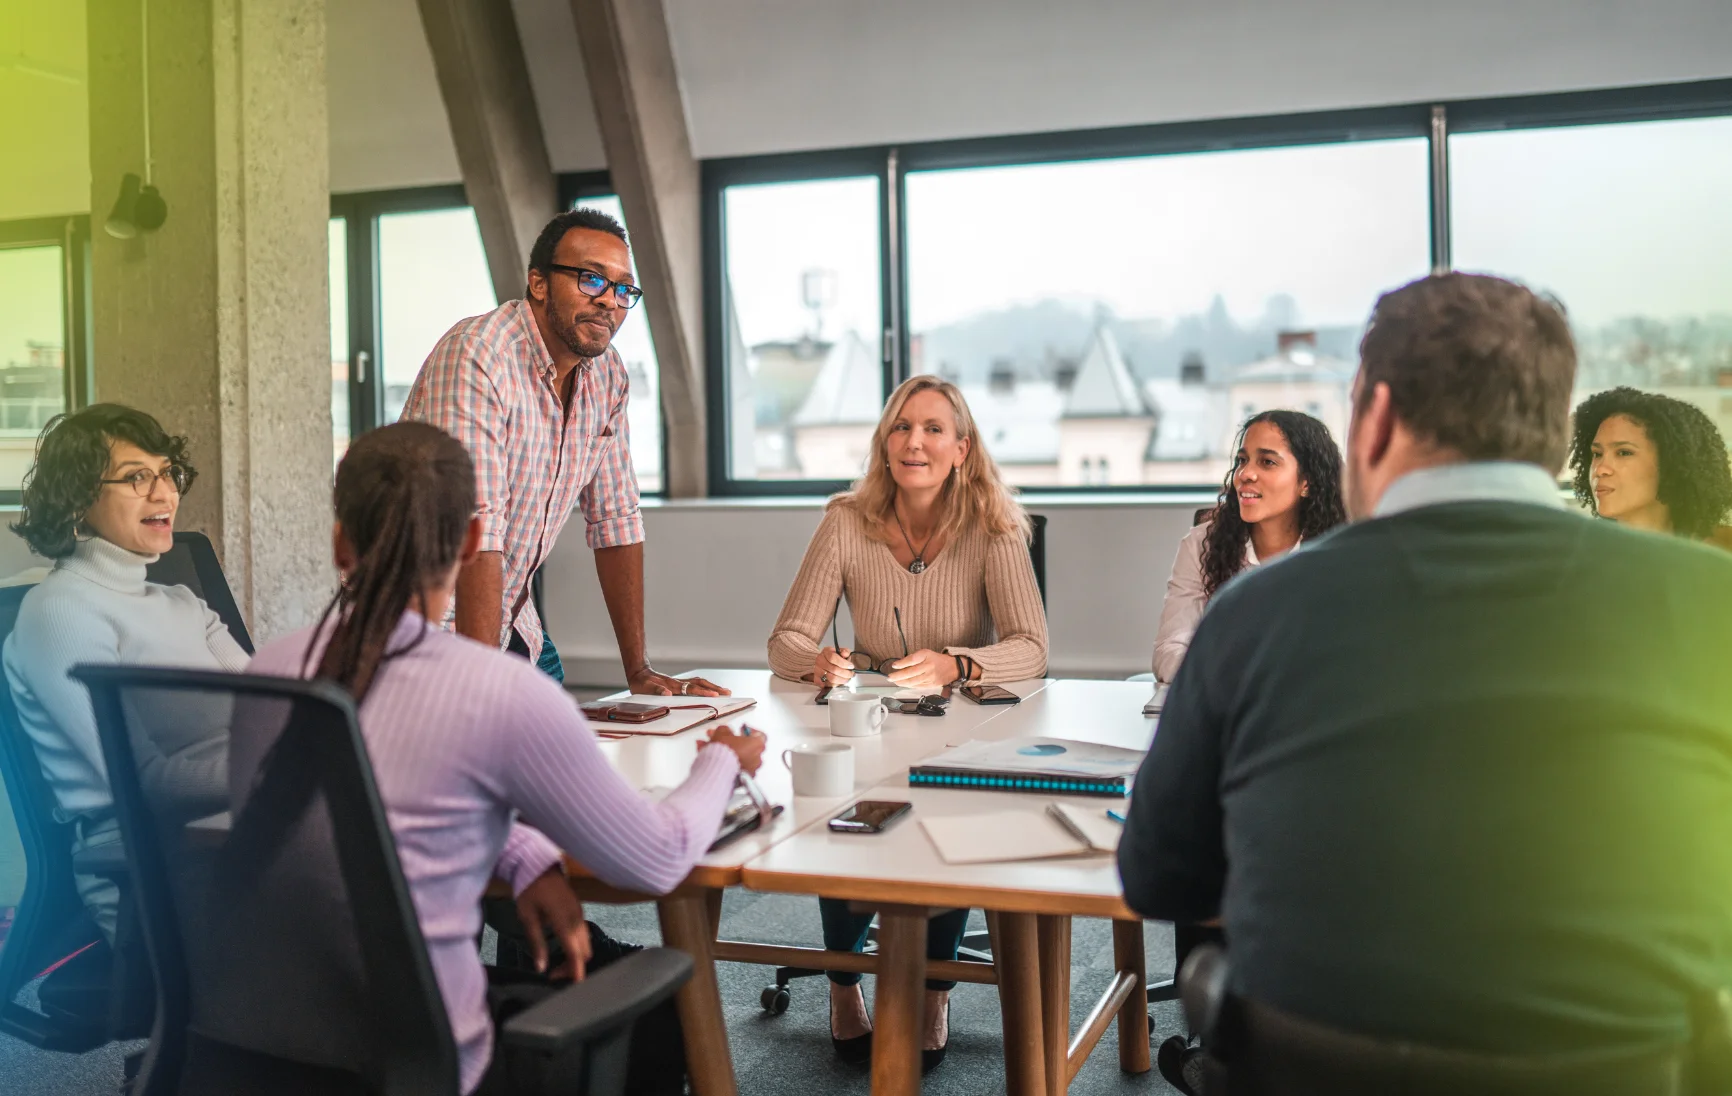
402, 208, 727, 698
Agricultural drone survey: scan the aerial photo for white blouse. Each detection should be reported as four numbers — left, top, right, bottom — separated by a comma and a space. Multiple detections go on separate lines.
1151, 522, 1261, 684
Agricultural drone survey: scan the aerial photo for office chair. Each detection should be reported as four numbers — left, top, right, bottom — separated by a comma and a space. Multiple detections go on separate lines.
0, 584, 150, 1060
144, 532, 254, 654
1028, 513, 1048, 608
76, 664, 692, 1096
1177, 944, 1704, 1096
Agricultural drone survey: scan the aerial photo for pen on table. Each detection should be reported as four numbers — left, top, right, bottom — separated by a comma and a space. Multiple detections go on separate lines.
1105, 809, 1127, 824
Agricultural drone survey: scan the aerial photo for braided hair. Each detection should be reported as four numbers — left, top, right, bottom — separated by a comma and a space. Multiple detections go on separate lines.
1200, 410, 1346, 599
303, 422, 476, 702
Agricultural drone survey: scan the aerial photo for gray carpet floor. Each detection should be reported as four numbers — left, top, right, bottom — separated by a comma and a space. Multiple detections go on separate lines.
0, 892, 1185, 1094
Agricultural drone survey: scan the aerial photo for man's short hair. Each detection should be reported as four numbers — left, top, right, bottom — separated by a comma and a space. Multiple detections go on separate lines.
1357, 273, 1577, 472
527, 207, 629, 278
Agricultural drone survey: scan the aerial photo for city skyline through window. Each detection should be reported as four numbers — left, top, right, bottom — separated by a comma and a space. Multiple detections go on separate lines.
0, 243, 67, 492
903, 139, 1431, 487
1452, 115, 1732, 456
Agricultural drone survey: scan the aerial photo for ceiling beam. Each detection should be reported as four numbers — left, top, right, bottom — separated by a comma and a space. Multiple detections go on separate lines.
571, 0, 707, 497
415, 0, 557, 305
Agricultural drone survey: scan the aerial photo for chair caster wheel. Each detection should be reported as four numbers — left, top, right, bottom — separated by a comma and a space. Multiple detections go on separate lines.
761, 985, 791, 1015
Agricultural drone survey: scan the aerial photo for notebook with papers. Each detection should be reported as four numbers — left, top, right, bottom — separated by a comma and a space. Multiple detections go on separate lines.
920, 803, 1122, 865
581, 695, 757, 736
908, 737, 1144, 797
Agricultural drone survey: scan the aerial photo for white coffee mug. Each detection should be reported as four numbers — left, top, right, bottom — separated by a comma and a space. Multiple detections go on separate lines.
781, 741, 855, 798
829, 691, 888, 738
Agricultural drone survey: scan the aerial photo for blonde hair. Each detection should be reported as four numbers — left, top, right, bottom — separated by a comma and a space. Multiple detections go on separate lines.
830, 374, 1031, 544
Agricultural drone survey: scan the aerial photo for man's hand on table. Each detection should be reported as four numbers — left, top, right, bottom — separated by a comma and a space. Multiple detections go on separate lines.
515, 868, 591, 981
629, 665, 731, 698
702, 725, 765, 775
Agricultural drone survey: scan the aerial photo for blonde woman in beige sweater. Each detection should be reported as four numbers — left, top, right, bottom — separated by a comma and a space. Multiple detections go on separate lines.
767, 374, 1047, 1071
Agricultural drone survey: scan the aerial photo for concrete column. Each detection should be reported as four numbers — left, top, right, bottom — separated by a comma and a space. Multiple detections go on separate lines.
88, 0, 333, 640
416, 0, 559, 304
572, 0, 708, 497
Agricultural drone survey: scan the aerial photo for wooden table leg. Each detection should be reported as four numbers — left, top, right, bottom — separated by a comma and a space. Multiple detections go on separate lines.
991, 910, 1046, 1096
657, 889, 737, 1096
869, 904, 927, 1096
1112, 919, 1151, 1073
1037, 914, 1072, 1095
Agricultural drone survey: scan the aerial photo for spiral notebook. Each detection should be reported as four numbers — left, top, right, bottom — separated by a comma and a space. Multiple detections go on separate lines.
907, 737, 1143, 797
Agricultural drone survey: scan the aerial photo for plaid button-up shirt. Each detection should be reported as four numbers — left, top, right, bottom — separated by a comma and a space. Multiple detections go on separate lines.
401, 298, 644, 651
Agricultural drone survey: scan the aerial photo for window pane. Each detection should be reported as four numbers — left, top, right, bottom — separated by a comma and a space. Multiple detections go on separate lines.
1452, 116, 1732, 453
906, 141, 1430, 486
329, 217, 349, 467
378, 207, 496, 425
0, 244, 66, 492
722, 176, 883, 481
576, 195, 662, 494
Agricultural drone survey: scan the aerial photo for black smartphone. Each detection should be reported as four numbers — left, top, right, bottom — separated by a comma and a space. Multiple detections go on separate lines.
815, 685, 833, 705
960, 683, 1021, 705
828, 800, 913, 834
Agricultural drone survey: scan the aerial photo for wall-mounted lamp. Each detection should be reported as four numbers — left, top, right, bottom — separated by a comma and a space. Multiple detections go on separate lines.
105, 0, 167, 239
104, 173, 168, 239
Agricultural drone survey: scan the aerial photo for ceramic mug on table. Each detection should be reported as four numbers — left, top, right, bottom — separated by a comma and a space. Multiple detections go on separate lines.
829, 690, 888, 738
781, 741, 855, 797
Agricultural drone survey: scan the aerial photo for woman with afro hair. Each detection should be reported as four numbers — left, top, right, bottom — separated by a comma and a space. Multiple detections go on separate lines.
1152, 409, 1346, 683
1569, 387, 1732, 548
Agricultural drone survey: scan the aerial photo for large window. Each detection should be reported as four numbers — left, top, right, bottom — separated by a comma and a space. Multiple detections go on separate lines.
719, 175, 884, 483
1451, 115, 1732, 451
0, 240, 69, 493
703, 82, 1732, 495
906, 141, 1429, 487
331, 188, 665, 493
378, 207, 496, 425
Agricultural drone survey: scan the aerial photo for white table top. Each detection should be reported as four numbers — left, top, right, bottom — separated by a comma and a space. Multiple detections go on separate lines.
594, 669, 1051, 875
737, 677, 1157, 916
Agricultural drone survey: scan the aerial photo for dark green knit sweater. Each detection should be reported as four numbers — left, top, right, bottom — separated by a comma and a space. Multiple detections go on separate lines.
1119, 500, 1732, 1054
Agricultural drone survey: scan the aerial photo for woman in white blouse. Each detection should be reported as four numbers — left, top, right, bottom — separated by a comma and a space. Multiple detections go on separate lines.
1153, 411, 1345, 682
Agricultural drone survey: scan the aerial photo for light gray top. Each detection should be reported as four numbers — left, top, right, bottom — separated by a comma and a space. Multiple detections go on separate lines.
1375, 461, 1566, 518
2, 536, 249, 821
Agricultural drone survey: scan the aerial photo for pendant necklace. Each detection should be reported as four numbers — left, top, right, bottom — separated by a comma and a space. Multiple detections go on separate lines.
893, 507, 933, 574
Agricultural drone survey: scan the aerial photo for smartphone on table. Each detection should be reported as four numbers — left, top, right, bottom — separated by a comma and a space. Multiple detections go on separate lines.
959, 683, 1020, 705
828, 800, 913, 834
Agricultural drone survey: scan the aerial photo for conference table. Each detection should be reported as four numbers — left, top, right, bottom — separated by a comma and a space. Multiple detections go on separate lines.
579, 670, 1159, 1096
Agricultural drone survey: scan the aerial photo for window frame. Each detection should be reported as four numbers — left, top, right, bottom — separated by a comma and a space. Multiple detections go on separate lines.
0, 215, 92, 505
701, 77, 1732, 496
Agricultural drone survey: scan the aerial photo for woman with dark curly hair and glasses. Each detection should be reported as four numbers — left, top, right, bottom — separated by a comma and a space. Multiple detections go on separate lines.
1569, 387, 1732, 548
1153, 410, 1346, 683
1, 404, 247, 940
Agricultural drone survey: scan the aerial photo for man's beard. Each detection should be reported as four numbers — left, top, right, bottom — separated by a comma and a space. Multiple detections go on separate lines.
549, 305, 613, 359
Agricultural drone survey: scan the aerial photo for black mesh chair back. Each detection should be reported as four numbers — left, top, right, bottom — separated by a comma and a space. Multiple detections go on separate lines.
0, 583, 111, 1050
1028, 514, 1048, 608
144, 532, 253, 654
75, 666, 456, 1096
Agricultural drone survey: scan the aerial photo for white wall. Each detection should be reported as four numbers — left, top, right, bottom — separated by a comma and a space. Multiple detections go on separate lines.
541, 496, 1208, 685
666, 0, 1732, 158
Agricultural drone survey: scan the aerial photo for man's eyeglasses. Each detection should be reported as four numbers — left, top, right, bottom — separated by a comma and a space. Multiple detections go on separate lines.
100, 465, 191, 497
546, 264, 644, 309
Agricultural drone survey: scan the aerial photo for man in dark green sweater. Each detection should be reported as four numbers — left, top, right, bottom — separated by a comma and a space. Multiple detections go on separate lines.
1119, 273, 1732, 1059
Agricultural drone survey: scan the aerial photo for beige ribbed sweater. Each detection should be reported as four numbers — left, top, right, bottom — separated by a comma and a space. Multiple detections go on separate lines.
767, 502, 1048, 684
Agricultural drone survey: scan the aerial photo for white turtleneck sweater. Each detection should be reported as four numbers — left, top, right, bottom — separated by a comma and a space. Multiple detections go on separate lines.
3, 536, 249, 822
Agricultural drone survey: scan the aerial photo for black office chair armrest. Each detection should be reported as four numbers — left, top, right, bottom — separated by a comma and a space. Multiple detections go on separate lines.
71, 842, 130, 878
501, 947, 692, 1055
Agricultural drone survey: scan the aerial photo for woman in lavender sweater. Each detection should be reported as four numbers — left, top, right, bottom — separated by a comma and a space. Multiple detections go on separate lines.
248, 422, 764, 1095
